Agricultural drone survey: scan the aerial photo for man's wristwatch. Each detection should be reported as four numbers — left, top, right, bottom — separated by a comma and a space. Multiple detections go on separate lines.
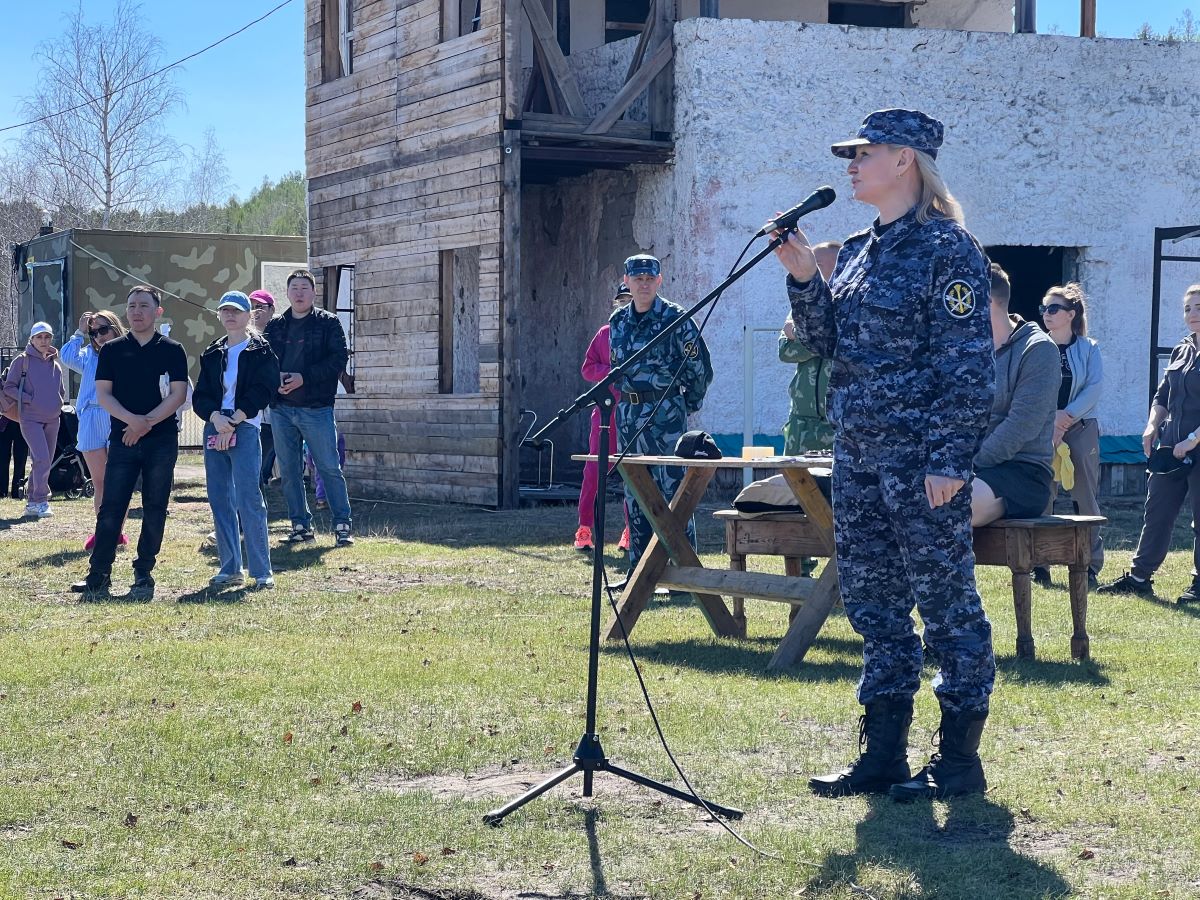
1189, 431, 1198, 443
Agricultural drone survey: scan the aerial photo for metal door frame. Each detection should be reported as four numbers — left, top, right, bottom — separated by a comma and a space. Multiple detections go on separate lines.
1150, 226, 1200, 406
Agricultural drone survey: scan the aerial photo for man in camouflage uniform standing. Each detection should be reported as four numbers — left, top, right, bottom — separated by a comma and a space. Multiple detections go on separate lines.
610, 254, 712, 572
774, 109, 996, 802
780, 240, 841, 456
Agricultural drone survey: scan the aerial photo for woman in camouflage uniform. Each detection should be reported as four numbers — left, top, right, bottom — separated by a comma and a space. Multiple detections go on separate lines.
773, 109, 996, 802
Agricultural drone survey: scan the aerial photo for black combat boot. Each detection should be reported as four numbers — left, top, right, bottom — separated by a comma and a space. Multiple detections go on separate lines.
890, 706, 987, 801
809, 697, 912, 797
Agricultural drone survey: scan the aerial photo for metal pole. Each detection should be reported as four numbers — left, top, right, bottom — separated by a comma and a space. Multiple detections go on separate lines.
699, 0, 718, 17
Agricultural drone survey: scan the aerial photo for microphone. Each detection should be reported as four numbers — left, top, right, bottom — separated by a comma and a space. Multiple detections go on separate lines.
756, 186, 836, 237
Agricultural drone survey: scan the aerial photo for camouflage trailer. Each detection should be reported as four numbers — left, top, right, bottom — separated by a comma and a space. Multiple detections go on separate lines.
8, 229, 306, 444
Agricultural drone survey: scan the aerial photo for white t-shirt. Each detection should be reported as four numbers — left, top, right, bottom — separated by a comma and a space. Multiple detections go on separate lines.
221, 338, 261, 428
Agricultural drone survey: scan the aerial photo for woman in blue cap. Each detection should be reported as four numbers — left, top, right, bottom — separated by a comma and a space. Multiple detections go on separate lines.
193, 291, 281, 589
771, 108, 996, 801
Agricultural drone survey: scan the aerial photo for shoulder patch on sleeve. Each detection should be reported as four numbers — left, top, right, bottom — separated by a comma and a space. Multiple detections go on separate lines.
943, 280, 976, 319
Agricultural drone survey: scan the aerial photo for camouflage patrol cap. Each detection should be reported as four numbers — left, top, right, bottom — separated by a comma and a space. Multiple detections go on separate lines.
831, 108, 944, 160
624, 254, 661, 277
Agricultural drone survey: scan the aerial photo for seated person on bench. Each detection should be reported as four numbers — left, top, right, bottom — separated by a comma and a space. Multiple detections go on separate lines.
970, 263, 1061, 526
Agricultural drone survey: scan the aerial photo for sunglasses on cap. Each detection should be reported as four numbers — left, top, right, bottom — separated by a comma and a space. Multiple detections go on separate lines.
1039, 303, 1073, 316
88, 324, 113, 337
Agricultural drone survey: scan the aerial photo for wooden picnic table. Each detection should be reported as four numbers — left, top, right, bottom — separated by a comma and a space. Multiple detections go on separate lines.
574, 453, 838, 671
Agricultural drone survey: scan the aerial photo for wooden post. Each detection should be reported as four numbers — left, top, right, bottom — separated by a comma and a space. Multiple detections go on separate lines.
648, 0, 675, 140
503, 0, 523, 122
555, 0, 570, 55
499, 130, 522, 509
1015, 0, 1036, 34
1080, 0, 1096, 38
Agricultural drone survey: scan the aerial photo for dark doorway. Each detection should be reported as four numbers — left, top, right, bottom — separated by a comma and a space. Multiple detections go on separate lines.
828, 1, 908, 28
985, 246, 1077, 326
606, 0, 651, 43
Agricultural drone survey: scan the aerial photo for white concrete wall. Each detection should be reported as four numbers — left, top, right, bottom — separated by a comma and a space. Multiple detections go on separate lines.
651, 19, 1200, 443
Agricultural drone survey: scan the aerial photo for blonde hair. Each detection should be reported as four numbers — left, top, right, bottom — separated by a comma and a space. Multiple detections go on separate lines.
89, 309, 126, 348
1044, 283, 1088, 337
912, 149, 964, 225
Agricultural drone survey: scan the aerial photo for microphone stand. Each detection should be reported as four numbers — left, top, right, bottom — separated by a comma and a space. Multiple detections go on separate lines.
483, 231, 793, 826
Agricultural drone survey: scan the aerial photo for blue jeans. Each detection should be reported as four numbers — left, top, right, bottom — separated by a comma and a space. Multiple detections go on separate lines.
204, 422, 272, 580
271, 405, 351, 529
90, 430, 178, 578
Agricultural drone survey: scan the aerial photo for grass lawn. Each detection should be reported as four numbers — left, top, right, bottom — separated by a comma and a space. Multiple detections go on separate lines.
0, 460, 1198, 899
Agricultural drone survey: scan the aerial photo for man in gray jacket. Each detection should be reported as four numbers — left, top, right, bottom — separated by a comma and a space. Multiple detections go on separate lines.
970, 264, 1061, 526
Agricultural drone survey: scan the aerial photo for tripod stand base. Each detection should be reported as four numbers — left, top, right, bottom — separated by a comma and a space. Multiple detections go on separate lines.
482, 734, 744, 825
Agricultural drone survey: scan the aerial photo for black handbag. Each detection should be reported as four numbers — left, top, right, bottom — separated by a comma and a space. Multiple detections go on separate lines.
1147, 446, 1194, 479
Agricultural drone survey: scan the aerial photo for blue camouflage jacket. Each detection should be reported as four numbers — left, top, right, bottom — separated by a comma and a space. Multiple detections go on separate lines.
787, 207, 994, 481
609, 295, 712, 415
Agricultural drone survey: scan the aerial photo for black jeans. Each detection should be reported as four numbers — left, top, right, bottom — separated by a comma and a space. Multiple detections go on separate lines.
89, 430, 179, 578
259, 423, 275, 484
0, 423, 28, 495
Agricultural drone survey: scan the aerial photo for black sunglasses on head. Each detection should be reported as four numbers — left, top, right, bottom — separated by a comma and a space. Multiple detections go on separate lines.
88, 324, 113, 337
1039, 303, 1072, 316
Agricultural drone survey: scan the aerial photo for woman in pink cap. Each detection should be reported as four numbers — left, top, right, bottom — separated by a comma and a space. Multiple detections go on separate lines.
3, 322, 65, 518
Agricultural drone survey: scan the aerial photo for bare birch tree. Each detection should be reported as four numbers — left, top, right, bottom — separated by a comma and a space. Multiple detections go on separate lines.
20, 0, 183, 228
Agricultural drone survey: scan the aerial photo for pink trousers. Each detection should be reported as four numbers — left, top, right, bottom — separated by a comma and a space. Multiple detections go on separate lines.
577, 408, 626, 530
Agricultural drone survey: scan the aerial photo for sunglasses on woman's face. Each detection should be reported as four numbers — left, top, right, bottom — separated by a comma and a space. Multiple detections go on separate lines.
88, 324, 113, 337
1039, 303, 1071, 316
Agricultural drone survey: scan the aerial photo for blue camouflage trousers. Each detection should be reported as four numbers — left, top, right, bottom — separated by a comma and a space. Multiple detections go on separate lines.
617, 396, 696, 569
833, 439, 995, 714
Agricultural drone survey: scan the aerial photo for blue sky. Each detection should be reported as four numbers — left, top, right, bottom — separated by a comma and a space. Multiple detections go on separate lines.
0, 1, 1191, 201
0, 0, 305, 200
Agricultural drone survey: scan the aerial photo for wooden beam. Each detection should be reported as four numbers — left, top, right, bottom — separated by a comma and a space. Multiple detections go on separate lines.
648, 0, 674, 137
1014, 0, 1035, 33
321, 0, 340, 83
624, 0, 657, 83
499, 128, 522, 509
521, 0, 585, 117
1080, 0, 1096, 37
503, 0, 523, 121
442, 0, 461, 41
438, 249, 454, 394
584, 36, 673, 134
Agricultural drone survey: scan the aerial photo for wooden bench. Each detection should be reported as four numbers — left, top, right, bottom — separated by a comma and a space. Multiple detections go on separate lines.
715, 509, 839, 634
973, 514, 1106, 661
715, 510, 1106, 663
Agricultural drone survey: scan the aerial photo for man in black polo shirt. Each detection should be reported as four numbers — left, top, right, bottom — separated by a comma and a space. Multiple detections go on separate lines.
71, 285, 189, 598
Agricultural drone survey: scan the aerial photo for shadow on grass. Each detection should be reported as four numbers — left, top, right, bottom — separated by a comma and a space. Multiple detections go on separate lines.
78, 591, 151, 605
177, 586, 250, 604
271, 543, 336, 570
602, 635, 862, 683
997, 654, 1110, 686
20, 548, 89, 568
810, 793, 1072, 900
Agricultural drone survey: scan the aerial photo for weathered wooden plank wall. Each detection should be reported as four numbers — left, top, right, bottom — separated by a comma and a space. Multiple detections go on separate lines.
306, 0, 515, 507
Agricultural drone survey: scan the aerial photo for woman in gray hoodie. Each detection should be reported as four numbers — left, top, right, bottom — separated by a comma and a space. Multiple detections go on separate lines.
2, 322, 66, 518
1039, 283, 1104, 582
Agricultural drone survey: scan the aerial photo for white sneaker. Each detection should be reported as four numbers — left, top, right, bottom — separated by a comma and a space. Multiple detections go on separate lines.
23, 502, 39, 518
209, 572, 245, 587
36, 502, 53, 518
254, 576, 275, 589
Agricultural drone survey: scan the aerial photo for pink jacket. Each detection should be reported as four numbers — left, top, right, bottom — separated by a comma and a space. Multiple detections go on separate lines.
3, 345, 65, 423
582, 325, 620, 403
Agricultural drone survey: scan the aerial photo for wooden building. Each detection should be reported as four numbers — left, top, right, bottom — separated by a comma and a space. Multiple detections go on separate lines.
305, 0, 1103, 508
306, 0, 681, 507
